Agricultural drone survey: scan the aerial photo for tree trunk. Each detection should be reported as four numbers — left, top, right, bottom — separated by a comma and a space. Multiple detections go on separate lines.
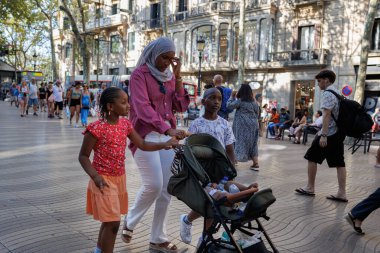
60, 0, 90, 85
161, 0, 168, 36
49, 19, 58, 81
354, 0, 379, 104
237, 0, 246, 85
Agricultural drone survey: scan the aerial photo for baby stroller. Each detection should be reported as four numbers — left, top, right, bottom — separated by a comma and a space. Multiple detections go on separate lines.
168, 134, 278, 253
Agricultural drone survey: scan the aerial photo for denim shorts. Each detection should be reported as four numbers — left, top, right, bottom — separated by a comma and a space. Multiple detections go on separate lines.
28, 98, 38, 106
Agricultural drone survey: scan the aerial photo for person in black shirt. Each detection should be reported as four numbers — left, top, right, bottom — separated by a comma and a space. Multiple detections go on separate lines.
39, 82, 47, 112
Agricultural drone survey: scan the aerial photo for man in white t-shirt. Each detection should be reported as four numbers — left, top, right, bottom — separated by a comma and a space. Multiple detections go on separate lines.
27, 78, 39, 116
296, 70, 347, 202
53, 80, 64, 119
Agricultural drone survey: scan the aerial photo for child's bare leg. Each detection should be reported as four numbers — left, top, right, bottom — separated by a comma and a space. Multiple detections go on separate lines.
99, 221, 120, 253
97, 223, 105, 249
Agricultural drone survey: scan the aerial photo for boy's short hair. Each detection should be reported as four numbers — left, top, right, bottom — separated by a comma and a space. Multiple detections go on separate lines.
315, 70, 336, 83
317, 110, 323, 116
271, 108, 277, 112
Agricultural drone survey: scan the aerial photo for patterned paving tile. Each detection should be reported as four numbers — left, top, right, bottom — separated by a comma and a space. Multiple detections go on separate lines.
0, 101, 380, 253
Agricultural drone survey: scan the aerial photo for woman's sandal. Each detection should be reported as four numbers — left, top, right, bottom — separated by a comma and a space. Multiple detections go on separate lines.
121, 226, 133, 243
149, 242, 178, 252
345, 212, 364, 235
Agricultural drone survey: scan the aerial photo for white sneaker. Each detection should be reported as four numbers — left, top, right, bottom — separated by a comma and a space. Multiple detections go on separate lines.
179, 214, 192, 244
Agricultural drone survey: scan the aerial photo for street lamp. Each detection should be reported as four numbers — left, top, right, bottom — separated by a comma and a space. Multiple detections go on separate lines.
196, 37, 205, 96
33, 52, 37, 72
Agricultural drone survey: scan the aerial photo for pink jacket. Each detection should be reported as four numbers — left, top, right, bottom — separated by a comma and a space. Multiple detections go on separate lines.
128, 64, 190, 154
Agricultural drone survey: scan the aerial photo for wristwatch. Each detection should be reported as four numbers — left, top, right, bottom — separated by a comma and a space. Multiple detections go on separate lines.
321, 134, 327, 137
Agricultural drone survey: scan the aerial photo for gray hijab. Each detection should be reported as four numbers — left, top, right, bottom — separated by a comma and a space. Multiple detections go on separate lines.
136, 37, 176, 83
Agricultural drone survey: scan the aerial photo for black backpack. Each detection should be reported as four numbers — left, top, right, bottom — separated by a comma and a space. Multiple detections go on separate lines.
326, 90, 373, 138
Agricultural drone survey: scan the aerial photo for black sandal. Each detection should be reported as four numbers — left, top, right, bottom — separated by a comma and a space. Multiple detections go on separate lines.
345, 212, 364, 234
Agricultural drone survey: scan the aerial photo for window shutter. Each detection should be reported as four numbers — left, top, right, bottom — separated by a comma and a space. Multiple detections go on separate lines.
314, 23, 321, 49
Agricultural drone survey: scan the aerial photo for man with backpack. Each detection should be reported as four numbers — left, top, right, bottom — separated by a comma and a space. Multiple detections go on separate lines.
213, 74, 233, 120
295, 70, 348, 202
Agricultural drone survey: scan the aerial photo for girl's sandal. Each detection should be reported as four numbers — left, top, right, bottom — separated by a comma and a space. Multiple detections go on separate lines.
121, 226, 133, 243
250, 163, 259, 171
149, 242, 178, 252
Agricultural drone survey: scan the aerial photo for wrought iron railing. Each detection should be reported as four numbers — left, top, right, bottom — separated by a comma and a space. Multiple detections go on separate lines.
269, 48, 328, 64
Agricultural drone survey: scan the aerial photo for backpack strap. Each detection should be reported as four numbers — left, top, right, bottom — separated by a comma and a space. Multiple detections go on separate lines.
324, 89, 343, 124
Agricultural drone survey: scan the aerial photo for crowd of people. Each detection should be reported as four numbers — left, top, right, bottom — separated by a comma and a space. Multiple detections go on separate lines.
3, 37, 379, 253
4, 78, 128, 128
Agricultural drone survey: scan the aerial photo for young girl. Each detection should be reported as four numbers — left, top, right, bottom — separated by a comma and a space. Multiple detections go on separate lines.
78, 87, 178, 253
179, 88, 258, 245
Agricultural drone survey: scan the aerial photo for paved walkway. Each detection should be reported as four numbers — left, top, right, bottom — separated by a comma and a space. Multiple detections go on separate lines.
0, 101, 380, 253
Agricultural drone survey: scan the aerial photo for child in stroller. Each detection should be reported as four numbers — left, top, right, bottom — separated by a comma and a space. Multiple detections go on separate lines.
179, 88, 259, 244
170, 87, 277, 253
206, 181, 258, 207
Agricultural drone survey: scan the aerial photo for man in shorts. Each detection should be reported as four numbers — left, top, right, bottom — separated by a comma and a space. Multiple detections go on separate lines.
295, 70, 348, 202
53, 80, 64, 119
27, 78, 39, 116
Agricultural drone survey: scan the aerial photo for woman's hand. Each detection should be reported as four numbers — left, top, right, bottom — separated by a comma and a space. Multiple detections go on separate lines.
93, 175, 109, 194
171, 57, 182, 79
165, 129, 186, 140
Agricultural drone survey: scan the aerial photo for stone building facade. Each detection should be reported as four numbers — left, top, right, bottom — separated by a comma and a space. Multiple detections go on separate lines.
54, 0, 380, 116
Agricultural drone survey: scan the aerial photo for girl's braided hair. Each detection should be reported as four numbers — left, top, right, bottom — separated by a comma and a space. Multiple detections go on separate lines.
99, 87, 122, 119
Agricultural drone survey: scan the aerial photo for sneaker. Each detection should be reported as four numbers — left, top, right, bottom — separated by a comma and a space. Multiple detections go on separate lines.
33, 112, 38, 116
179, 214, 192, 244
74, 124, 78, 128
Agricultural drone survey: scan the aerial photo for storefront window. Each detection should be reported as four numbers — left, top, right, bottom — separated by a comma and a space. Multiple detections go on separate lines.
218, 23, 228, 62
295, 80, 315, 121
245, 20, 257, 62
192, 25, 215, 64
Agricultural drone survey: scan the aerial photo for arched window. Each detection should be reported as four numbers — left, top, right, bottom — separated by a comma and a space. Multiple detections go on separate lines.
371, 19, 380, 51
258, 19, 267, 61
192, 25, 215, 64
218, 23, 228, 62
233, 23, 239, 61
245, 20, 258, 62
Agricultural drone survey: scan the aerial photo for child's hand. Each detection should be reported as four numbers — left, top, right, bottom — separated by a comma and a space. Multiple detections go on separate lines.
164, 137, 179, 149
248, 182, 259, 189
93, 175, 109, 194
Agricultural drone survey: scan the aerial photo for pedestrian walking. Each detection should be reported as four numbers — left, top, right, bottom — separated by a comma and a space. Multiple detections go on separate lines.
81, 84, 91, 127
47, 82, 55, 118
345, 188, 380, 234
213, 75, 232, 120
179, 87, 236, 244
39, 82, 47, 113
27, 78, 39, 116
227, 83, 260, 170
67, 83, 83, 127
10, 82, 19, 107
53, 80, 64, 119
121, 37, 189, 252
78, 87, 178, 253
295, 70, 348, 202
18, 80, 29, 117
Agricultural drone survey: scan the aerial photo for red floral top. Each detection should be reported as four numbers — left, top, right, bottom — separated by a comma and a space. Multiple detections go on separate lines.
83, 118, 133, 176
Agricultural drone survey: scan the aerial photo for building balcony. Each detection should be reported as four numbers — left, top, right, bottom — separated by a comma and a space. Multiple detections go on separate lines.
168, 0, 275, 24
269, 48, 329, 67
86, 14, 128, 31
140, 19, 162, 31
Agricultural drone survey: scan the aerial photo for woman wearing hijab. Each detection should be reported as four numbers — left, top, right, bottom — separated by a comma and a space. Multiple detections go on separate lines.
121, 37, 189, 252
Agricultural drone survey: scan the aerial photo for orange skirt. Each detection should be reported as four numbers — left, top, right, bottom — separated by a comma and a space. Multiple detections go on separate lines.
86, 174, 128, 222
